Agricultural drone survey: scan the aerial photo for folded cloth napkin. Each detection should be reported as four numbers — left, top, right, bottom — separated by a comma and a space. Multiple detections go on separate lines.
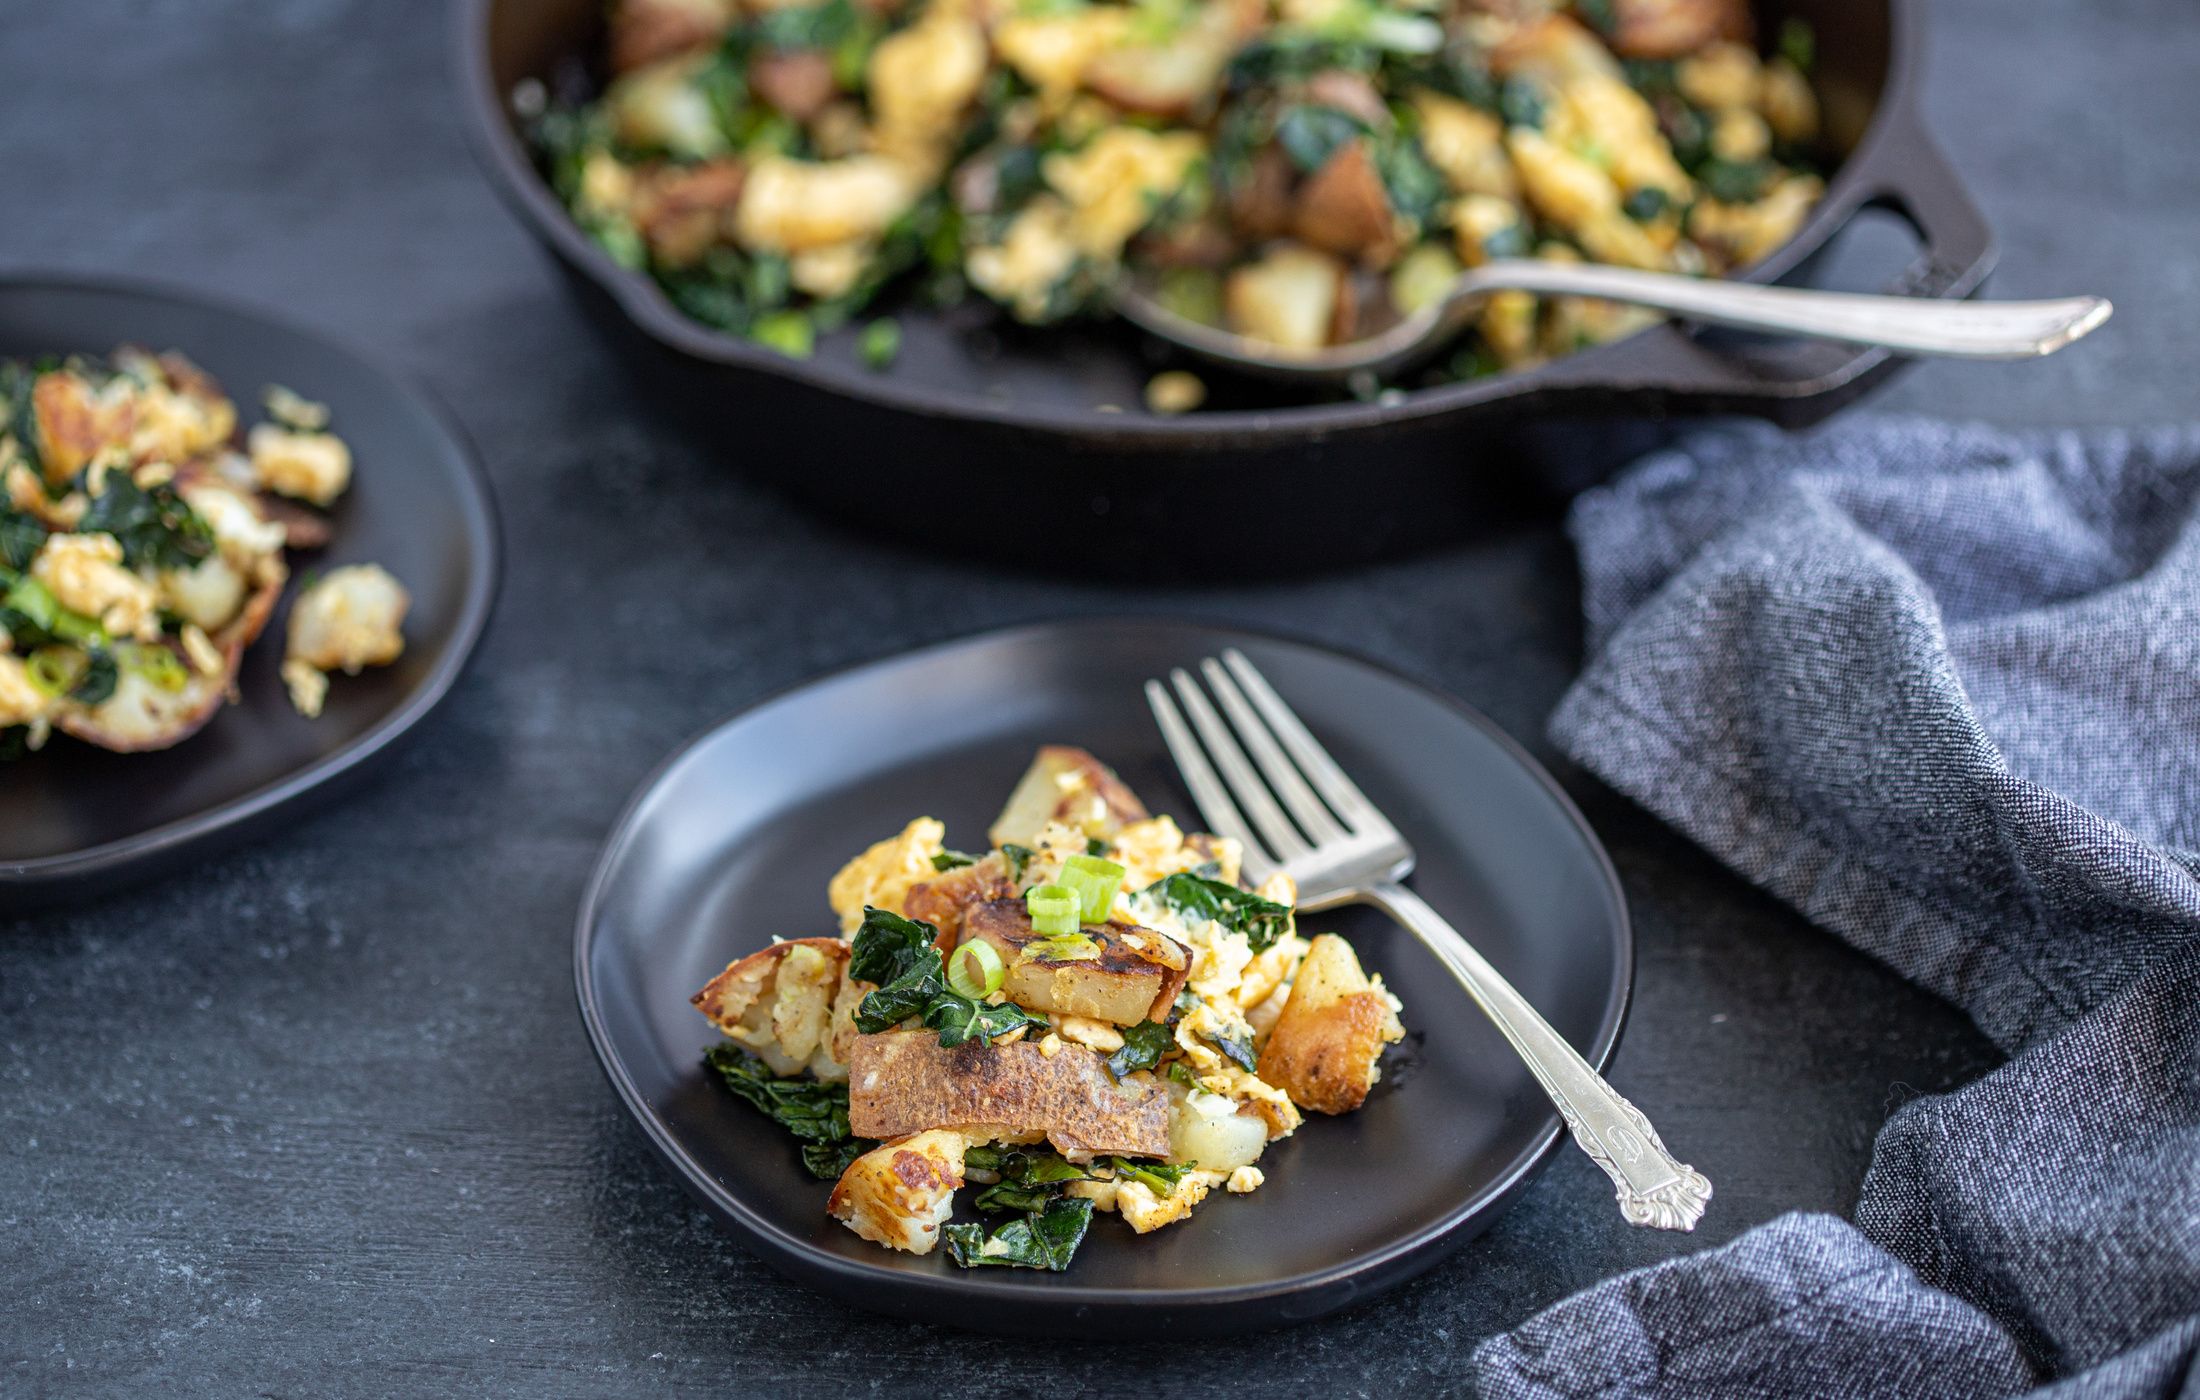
1470, 418, 2200, 1399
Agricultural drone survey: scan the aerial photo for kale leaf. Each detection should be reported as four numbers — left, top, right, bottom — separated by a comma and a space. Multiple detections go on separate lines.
77, 473, 213, 573
1204, 1024, 1257, 1073
0, 505, 44, 572
70, 648, 117, 706
1106, 1018, 1178, 1079
966, 1146, 1092, 1215
943, 1195, 1095, 1272
850, 906, 946, 1031
1106, 1157, 1191, 1193
702, 1042, 875, 1180
1141, 873, 1295, 952
929, 850, 977, 872
851, 906, 1047, 1047
1000, 843, 1034, 882
1273, 104, 1368, 174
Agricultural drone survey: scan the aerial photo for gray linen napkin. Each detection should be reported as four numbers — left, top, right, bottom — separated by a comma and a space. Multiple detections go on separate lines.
1470, 419, 2200, 1398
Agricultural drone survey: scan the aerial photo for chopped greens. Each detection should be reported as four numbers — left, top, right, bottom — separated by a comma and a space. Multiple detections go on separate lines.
1107, 1157, 1191, 1193
1106, 1018, 1179, 1080
965, 1146, 1093, 1215
928, 849, 977, 872
1000, 844, 1035, 882
943, 1195, 1094, 1272
1141, 872, 1294, 952
76, 472, 214, 573
849, 906, 1046, 1048
702, 1042, 875, 1180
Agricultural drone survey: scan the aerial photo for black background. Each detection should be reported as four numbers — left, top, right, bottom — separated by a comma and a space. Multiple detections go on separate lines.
5, 1, 2191, 1393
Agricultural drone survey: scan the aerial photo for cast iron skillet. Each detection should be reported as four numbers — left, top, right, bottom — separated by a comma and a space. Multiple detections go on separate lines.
459, 0, 1991, 571
0, 274, 500, 908
576, 619, 1631, 1335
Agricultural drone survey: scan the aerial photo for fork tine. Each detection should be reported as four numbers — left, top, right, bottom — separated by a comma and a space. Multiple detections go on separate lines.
1145, 679, 1276, 883
1169, 667, 1312, 864
1200, 657, 1349, 844
1221, 649, 1393, 837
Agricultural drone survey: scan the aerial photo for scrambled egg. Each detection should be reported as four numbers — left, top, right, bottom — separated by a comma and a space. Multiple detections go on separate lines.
825, 816, 946, 933
31, 533, 160, 641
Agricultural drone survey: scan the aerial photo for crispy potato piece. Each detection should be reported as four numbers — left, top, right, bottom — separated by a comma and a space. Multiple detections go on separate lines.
963, 899, 1189, 1026
609, 0, 737, 74
1084, 0, 1259, 117
1293, 140, 1399, 266
900, 849, 1017, 951
53, 558, 284, 753
987, 745, 1149, 850
691, 937, 855, 1080
827, 1129, 966, 1254
1254, 933, 1403, 1115
848, 1031, 1169, 1158
1605, 0, 1752, 60
1225, 243, 1347, 351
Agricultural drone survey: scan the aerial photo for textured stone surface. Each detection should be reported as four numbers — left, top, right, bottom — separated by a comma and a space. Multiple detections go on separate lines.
3, 0, 2185, 1393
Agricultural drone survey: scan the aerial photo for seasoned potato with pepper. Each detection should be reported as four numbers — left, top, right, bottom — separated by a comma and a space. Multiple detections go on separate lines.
962, 898, 1190, 1026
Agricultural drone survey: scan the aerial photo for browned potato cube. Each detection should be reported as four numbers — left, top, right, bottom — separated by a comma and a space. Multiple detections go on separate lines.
988, 746, 1150, 850
963, 899, 1189, 1026
1255, 933, 1403, 1114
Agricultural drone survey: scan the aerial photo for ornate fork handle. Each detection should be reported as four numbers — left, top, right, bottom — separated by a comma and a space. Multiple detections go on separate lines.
1364, 883, 1712, 1231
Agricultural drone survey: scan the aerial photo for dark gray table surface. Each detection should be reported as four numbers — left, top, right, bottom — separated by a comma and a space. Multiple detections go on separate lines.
5, 1, 2190, 1394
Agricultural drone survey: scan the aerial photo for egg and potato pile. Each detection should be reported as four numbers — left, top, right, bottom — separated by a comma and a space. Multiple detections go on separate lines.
537, 0, 1821, 394
690, 745, 1406, 1269
0, 347, 407, 758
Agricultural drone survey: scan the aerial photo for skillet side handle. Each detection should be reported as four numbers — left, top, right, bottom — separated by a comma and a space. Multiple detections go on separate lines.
1533, 118, 1999, 427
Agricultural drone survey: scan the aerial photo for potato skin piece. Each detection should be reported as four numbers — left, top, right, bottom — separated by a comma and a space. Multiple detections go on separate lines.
690, 937, 849, 1036
963, 898, 1189, 1026
848, 1031, 1170, 1158
1254, 933, 1402, 1115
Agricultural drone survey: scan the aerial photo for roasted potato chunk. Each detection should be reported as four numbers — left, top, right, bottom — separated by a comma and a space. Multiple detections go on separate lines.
963, 898, 1189, 1026
900, 849, 1017, 951
1254, 933, 1404, 1114
827, 1129, 966, 1254
691, 937, 857, 1080
988, 746, 1149, 850
848, 1031, 1169, 1158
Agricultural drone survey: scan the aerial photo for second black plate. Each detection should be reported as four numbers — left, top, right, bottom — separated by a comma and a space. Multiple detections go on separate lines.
0, 274, 499, 903
577, 620, 1630, 1335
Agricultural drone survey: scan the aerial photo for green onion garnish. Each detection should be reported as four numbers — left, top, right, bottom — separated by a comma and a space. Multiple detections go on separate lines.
118, 642, 190, 694
4, 573, 58, 633
858, 318, 901, 370
947, 939, 1005, 1000
25, 646, 83, 697
1026, 884, 1080, 937
749, 311, 815, 359
1059, 853, 1125, 925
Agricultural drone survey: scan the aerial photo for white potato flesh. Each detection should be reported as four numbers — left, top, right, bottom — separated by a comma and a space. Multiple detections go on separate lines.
1225, 245, 1344, 352
1167, 1084, 1269, 1174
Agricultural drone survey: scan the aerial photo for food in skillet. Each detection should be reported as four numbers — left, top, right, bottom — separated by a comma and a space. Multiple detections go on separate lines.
690, 745, 1406, 1269
0, 348, 408, 758
532, 0, 1821, 392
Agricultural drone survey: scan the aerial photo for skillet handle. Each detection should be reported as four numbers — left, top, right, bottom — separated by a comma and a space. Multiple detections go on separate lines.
1533, 114, 1999, 425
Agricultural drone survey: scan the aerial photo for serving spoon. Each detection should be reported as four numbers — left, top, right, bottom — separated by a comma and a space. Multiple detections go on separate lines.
1116, 257, 2113, 386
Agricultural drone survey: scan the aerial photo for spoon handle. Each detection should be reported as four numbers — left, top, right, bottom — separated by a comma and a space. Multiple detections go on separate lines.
1465, 260, 2110, 360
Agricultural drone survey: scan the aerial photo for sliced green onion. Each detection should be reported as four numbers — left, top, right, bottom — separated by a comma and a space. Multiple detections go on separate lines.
25, 645, 84, 697
119, 642, 190, 694
1023, 933, 1101, 963
1026, 884, 1080, 937
3, 573, 58, 632
749, 310, 815, 359
947, 939, 1005, 1000
858, 318, 901, 370
1059, 853, 1126, 925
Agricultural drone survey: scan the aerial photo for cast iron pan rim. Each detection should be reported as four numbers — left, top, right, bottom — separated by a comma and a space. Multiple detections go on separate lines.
572, 615, 1634, 1322
0, 267, 504, 885
455, 0, 1926, 445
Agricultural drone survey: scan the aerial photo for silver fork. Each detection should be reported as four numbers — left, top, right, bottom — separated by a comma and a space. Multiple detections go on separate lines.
1146, 649, 1711, 1232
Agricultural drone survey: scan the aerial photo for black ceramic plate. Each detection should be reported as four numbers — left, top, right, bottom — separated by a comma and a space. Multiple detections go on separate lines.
577, 620, 1630, 1335
0, 274, 499, 903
